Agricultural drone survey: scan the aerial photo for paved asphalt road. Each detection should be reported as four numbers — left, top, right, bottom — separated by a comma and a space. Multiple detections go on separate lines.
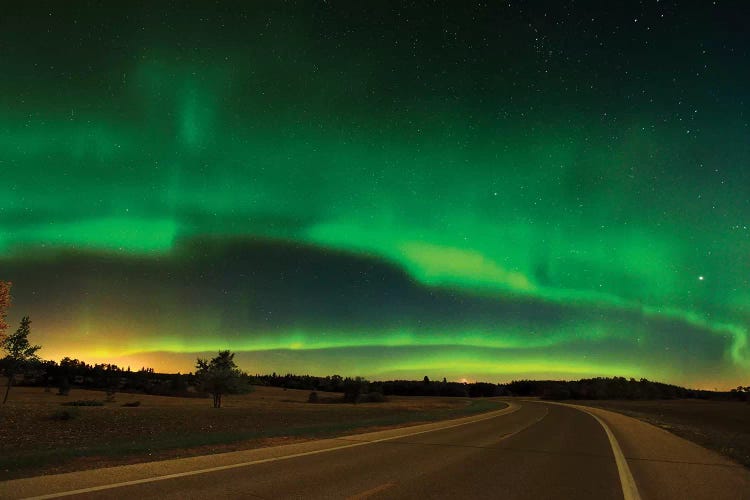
5, 401, 750, 500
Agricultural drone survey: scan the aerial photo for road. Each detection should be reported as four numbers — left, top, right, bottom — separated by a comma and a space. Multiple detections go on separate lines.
4, 401, 750, 499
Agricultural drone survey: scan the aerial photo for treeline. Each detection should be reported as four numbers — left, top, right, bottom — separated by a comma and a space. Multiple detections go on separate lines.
8, 356, 747, 401
255, 373, 735, 400
380, 379, 507, 397
12, 357, 202, 397
253, 373, 509, 397
506, 377, 728, 400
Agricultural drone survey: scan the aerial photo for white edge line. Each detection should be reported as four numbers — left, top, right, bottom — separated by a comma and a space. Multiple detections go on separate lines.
542, 401, 641, 500
24, 404, 520, 499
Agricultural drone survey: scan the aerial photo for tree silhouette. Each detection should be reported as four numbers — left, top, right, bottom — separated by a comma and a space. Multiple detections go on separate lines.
195, 350, 245, 408
2, 316, 41, 404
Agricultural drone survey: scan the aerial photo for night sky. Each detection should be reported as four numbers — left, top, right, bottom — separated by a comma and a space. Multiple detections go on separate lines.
2, 2, 749, 388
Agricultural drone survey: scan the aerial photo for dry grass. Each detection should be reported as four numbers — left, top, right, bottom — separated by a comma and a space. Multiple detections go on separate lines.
578, 399, 750, 468
0, 384, 500, 479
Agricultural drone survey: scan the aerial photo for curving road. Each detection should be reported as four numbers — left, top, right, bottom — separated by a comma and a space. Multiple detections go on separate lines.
4, 401, 750, 499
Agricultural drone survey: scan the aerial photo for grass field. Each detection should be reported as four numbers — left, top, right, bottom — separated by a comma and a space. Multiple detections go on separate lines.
578, 399, 750, 468
0, 384, 504, 480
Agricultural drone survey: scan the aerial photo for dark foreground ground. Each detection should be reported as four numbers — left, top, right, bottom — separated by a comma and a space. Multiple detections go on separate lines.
3, 385, 748, 482
7, 401, 750, 500
0, 385, 502, 480
579, 399, 750, 468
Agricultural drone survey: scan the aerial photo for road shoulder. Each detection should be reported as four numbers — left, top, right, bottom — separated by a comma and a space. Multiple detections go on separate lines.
576, 404, 750, 500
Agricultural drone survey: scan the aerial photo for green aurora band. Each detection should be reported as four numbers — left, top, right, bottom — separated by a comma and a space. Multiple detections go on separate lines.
1, 2, 749, 388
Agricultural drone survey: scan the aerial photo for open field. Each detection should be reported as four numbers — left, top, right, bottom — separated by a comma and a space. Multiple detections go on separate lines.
0, 384, 503, 480
578, 399, 750, 468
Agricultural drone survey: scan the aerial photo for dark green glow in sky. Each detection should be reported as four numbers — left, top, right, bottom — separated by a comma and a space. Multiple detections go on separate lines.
1, 2, 749, 388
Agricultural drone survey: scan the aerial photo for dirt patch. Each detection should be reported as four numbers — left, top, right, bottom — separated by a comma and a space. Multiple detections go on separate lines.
0, 385, 502, 479
576, 399, 750, 468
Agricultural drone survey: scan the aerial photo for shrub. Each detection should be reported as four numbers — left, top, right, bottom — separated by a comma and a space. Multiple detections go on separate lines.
308, 391, 319, 403
105, 387, 117, 402
358, 392, 386, 403
122, 401, 141, 407
342, 377, 369, 403
51, 408, 80, 420
61, 400, 104, 407
57, 376, 70, 396
368, 392, 386, 403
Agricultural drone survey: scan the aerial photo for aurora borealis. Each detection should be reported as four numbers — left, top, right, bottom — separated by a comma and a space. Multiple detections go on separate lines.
1, 2, 749, 388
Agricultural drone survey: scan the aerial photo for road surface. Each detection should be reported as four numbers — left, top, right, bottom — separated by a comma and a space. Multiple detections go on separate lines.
3, 400, 750, 499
